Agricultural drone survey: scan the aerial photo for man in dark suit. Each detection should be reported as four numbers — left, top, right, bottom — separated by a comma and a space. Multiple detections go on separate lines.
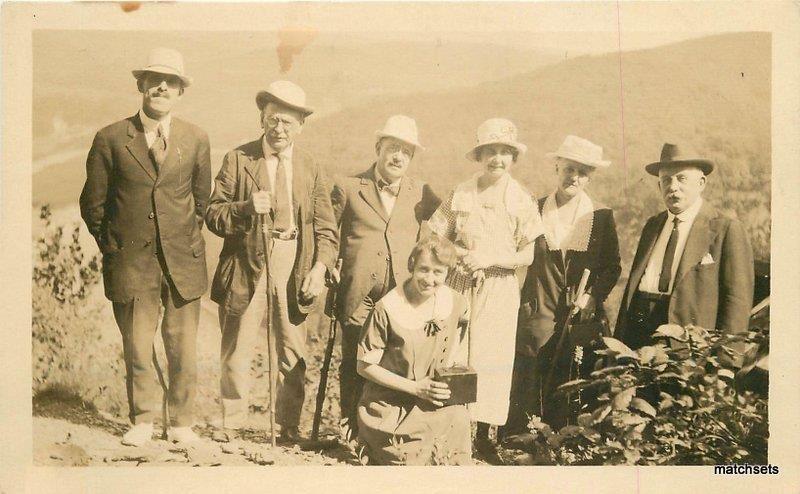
330, 115, 440, 438
615, 143, 754, 354
79, 48, 211, 446
205, 81, 338, 443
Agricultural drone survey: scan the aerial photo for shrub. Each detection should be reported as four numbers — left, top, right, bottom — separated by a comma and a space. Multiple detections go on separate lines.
523, 325, 768, 465
32, 205, 127, 415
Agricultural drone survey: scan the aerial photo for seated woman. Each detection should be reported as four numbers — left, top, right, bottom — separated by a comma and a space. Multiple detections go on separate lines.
356, 236, 472, 465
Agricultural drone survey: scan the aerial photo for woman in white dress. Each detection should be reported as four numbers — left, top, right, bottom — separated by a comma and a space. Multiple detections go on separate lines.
427, 118, 542, 460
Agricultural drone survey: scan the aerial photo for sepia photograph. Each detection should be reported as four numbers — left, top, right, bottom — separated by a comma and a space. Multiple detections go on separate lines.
3, 0, 800, 492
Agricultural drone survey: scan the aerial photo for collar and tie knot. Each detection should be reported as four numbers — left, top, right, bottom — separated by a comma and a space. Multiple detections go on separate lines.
149, 123, 168, 170
377, 178, 401, 197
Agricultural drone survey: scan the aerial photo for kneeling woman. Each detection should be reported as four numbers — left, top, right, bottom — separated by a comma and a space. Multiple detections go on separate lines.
356, 237, 472, 465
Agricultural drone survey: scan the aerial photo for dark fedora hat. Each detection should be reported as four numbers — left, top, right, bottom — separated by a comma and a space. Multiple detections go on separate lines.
645, 143, 715, 176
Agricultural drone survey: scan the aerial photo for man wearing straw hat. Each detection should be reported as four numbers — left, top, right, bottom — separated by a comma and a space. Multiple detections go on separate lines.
615, 143, 754, 354
205, 80, 338, 443
330, 115, 440, 438
80, 47, 211, 446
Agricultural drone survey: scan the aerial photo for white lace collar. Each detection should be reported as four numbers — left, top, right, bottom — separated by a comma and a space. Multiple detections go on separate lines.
541, 190, 598, 253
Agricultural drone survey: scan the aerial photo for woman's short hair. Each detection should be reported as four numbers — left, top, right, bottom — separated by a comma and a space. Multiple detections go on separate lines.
407, 236, 458, 272
477, 144, 519, 163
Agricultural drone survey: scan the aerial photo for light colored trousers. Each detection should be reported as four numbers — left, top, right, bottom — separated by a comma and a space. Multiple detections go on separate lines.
218, 238, 306, 430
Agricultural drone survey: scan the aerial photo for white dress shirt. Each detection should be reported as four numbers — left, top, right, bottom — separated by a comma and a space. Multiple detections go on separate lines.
638, 197, 704, 294
138, 109, 171, 148
374, 168, 400, 216
261, 137, 296, 230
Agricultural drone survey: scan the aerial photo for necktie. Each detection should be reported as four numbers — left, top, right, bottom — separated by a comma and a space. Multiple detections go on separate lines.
149, 123, 168, 171
377, 178, 401, 197
658, 216, 682, 293
271, 153, 292, 231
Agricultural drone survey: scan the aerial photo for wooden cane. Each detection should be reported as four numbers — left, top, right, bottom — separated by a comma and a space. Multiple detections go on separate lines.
260, 213, 278, 448
310, 259, 342, 443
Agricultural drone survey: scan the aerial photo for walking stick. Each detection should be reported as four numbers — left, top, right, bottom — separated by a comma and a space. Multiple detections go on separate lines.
260, 213, 278, 448
310, 259, 342, 442
542, 269, 591, 399
303, 260, 343, 451
152, 346, 169, 440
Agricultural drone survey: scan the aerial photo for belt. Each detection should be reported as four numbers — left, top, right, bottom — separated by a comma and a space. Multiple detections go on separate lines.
268, 228, 298, 240
635, 291, 670, 302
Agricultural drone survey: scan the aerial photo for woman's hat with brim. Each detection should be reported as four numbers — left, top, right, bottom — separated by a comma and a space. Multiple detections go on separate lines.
256, 80, 314, 116
466, 118, 527, 162
546, 135, 611, 168
645, 143, 714, 176
375, 115, 424, 151
131, 47, 193, 88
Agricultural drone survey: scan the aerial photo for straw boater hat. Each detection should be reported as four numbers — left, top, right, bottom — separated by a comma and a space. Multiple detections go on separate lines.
131, 47, 193, 87
466, 118, 527, 162
645, 143, 715, 176
256, 80, 314, 116
375, 115, 424, 151
546, 135, 611, 168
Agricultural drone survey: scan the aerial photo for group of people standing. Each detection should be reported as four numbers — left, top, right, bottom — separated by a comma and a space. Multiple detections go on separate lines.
79, 48, 755, 464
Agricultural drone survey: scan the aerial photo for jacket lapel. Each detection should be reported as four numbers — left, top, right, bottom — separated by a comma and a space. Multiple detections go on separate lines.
358, 165, 388, 223
673, 201, 718, 287
124, 115, 157, 181
291, 150, 307, 219
627, 211, 668, 303
243, 138, 267, 193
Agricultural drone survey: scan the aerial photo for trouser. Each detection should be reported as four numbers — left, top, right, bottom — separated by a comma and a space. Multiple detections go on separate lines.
112, 274, 200, 427
218, 238, 306, 430
340, 260, 394, 436
622, 291, 670, 350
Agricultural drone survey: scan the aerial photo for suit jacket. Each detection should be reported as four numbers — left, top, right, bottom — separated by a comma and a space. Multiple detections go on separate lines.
615, 201, 754, 344
331, 165, 440, 322
517, 196, 621, 357
205, 138, 338, 321
79, 114, 211, 303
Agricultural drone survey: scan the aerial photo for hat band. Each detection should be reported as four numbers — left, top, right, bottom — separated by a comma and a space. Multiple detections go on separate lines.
554, 150, 604, 165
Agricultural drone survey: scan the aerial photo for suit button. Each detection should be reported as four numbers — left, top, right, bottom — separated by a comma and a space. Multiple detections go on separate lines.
144, 240, 152, 247
386, 256, 391, 262
148, 212, 155, 219
371, 273, 377, 279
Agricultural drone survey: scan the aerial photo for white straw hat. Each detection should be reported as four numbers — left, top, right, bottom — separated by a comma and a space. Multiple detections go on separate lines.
466, 118, 527, 162
546, 135, 611, 168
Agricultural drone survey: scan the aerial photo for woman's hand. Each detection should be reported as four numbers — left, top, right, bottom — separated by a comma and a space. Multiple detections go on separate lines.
415, 377, 451, 407
461, 251, 492, 272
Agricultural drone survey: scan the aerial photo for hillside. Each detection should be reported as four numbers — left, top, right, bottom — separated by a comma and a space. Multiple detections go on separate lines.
301, 32, 771, 265
31, 29, 558, 206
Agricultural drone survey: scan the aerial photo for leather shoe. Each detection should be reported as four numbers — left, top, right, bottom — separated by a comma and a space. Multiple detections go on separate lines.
279, 426, 303, 444
121, 422, 154, 447
169, 426, 202, 444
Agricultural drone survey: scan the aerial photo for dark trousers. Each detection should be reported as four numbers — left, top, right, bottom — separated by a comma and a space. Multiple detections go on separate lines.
340, 261, 394, 437
112, 275, 200, 427
622, 291, 670, 350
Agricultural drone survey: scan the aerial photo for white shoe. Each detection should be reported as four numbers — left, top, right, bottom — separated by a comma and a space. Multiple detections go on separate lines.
121, 423, 154, 447
169, 426, 201, 444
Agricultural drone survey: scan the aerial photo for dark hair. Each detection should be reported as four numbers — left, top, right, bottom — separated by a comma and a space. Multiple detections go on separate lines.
477, 143, 519, 162
407, 236, 458, 272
